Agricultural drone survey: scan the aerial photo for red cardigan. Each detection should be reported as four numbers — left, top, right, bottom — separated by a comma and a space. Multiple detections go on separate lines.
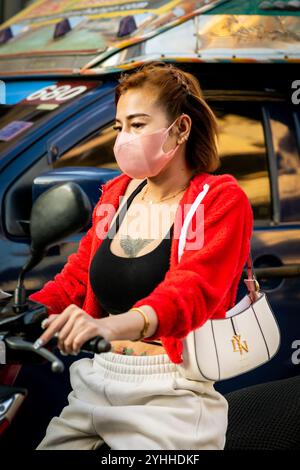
29, 171, 254, 364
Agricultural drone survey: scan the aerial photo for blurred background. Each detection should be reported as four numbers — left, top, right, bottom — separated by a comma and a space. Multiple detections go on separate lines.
0, 1, 33, 25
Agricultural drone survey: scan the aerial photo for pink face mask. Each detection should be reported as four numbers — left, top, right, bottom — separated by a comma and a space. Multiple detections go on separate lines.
113, 118, 180, 179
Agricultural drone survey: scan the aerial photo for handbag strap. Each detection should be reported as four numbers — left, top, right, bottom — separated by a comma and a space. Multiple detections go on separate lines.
179, 176, 260, 302
244, 250, 260, 301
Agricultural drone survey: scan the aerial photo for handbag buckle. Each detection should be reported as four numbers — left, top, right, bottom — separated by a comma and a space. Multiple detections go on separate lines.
244, 277, 260, 302
244, 277, 260, 291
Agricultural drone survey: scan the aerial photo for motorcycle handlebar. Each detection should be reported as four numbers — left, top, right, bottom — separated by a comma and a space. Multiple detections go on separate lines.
79, 336, 112, 354
4, 335, 112, 374
5, 336, 65, 374
49, 335, 112, 355
0, 294, 112, 371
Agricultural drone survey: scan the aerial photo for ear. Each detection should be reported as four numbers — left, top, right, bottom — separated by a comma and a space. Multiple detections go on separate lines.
175, 115, 191, 145
179, 113, 192, 131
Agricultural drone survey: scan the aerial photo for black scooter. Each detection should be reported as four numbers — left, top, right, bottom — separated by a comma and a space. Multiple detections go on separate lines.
0, 182, 111, 440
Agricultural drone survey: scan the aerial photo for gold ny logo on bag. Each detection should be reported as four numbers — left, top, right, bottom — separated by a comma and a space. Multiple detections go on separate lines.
231, 335, 249, 355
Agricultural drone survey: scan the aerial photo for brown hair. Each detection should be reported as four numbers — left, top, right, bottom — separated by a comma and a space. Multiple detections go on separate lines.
115, 61, 220, 174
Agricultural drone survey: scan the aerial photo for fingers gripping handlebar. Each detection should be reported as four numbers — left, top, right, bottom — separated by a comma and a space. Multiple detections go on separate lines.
49, 335, 112, 355
0, 297, 111, 374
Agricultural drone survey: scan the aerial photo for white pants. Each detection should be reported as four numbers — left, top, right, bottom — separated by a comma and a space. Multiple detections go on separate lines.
36, 352, 228, 450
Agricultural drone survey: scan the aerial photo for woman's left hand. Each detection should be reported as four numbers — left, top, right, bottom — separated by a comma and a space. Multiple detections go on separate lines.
33, 304, 112, 355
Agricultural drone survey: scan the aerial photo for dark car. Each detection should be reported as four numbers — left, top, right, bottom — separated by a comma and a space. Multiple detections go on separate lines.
0, 0, 299, 450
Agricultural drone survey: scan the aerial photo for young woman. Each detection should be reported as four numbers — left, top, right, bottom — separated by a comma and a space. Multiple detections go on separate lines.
29, 61, 253, 450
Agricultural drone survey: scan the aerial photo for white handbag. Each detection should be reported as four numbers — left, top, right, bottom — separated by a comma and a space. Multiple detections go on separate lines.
177, 183, 281, 382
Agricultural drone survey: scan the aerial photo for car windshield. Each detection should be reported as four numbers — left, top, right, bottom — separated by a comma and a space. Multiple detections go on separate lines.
0, 80, 100, 155
0, 103, 53, 154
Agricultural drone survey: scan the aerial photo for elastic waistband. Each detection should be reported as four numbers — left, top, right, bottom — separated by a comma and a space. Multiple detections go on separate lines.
93, 351, 182, 383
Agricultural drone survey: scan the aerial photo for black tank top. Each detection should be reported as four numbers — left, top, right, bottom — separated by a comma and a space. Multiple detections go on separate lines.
89, 179, 174, 315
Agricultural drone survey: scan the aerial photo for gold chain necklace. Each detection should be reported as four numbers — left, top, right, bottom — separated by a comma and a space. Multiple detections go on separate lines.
141, 182, 189, 204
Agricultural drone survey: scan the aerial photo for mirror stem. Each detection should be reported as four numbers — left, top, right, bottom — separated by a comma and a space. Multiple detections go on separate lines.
13, 270, 28, 313
13, 249, 44, 313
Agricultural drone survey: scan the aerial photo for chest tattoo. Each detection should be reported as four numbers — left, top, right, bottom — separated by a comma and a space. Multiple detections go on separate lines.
120, 234, 154, 257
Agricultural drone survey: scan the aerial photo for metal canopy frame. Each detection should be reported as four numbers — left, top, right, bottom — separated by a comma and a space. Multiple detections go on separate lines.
0, 0, 299, 77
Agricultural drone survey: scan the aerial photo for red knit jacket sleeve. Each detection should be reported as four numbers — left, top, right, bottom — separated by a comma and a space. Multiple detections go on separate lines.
28, 182, 109, 315
131, 180, 254, 341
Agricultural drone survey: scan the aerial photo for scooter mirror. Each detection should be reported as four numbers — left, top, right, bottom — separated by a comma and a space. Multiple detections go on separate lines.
30, 182, 92, 253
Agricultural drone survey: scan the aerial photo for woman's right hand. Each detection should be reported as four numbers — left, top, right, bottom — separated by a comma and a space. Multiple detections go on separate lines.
36, 303, 158, 354
35, 305, 113, 355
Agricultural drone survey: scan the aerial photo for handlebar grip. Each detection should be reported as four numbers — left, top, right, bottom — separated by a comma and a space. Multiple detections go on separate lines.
81, 336, 111, 354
